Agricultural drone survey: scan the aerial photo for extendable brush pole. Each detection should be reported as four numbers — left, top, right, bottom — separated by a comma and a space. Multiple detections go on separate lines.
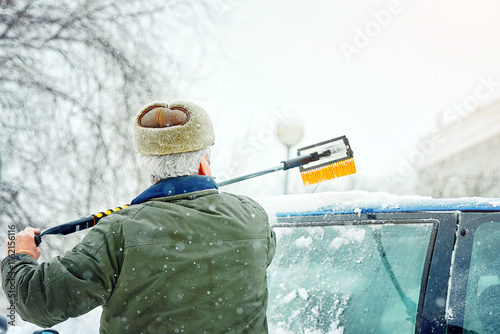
34, 135, 356, 246
35, 153, 326, 246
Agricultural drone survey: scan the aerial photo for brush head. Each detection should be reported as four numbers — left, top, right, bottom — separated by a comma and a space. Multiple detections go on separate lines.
298, 136, 357, 185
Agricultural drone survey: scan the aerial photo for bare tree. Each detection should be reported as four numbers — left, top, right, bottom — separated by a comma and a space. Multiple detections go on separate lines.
0, 0, 225, 232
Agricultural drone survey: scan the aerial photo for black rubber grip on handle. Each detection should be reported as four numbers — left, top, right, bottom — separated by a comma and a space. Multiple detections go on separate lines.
282, 152, 320, 170
34, 234, 42, 247
30, 206, 129, 247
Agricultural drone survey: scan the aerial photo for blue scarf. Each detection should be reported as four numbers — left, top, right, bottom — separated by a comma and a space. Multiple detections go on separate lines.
131, 175, 218, 205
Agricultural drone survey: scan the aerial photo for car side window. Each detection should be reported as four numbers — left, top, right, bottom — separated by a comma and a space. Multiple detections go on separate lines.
267, 222, 435, 334
462, 221, 500, 334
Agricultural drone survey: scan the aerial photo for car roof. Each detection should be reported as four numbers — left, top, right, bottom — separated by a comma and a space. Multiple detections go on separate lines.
257, 190, 500, 217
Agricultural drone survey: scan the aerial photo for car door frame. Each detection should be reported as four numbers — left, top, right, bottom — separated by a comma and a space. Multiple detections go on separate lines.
446, 212, 500, 333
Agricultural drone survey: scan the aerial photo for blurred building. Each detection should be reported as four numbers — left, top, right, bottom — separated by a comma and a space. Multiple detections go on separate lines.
417, 99, 500, 198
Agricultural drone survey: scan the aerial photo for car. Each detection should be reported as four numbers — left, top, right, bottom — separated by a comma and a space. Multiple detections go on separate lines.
260, 191, 500, 334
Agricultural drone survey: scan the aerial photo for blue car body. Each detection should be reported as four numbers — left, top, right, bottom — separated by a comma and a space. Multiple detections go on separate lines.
263, 193, 500, 334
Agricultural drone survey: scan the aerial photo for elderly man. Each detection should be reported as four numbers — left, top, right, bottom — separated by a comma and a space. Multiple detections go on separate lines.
2, 101, 276, 333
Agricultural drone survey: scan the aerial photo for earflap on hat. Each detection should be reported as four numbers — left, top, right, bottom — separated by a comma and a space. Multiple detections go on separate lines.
133, 101, 215, 155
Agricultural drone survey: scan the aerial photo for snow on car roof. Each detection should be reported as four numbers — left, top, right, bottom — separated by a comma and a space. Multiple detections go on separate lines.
257, 190, 500, 218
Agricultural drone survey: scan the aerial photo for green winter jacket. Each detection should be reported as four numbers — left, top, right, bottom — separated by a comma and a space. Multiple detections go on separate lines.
1, 186, 276, 333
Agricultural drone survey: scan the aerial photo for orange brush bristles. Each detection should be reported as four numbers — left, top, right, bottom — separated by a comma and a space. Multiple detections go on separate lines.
300, 157, 357, 185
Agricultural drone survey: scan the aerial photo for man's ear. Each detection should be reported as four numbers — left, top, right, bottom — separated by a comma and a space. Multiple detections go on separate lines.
198, 155, 212, 176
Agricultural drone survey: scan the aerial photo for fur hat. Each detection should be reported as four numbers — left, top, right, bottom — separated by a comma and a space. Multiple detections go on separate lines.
133, 101, 215, 155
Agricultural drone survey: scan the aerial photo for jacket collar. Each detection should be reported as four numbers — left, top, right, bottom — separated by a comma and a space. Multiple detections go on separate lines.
131, 175, 218, 205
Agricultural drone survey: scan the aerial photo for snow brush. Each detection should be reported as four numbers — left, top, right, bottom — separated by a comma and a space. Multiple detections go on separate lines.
34, 135, 356, 246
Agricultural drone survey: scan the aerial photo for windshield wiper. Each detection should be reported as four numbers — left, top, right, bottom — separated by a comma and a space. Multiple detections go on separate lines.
372, 229, 417, 322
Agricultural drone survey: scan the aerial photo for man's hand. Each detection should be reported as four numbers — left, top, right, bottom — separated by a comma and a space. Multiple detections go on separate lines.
4, 227, 41, 260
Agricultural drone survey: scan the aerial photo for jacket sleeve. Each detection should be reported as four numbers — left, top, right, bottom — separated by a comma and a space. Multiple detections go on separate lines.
1, 218, 123, 328
247, 195, 276, 267
267, 227, 276, 267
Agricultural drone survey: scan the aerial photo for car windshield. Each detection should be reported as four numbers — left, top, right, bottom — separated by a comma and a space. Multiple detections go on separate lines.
267, 222, 435, 333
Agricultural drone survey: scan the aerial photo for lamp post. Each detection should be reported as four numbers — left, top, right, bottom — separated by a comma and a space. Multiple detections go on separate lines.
276, 118, 304, 194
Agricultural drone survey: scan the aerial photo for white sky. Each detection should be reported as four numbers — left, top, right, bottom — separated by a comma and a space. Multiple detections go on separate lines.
176, 0, 500, 195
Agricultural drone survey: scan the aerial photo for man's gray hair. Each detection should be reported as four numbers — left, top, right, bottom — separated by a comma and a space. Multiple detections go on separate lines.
137, 148, 210, 184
